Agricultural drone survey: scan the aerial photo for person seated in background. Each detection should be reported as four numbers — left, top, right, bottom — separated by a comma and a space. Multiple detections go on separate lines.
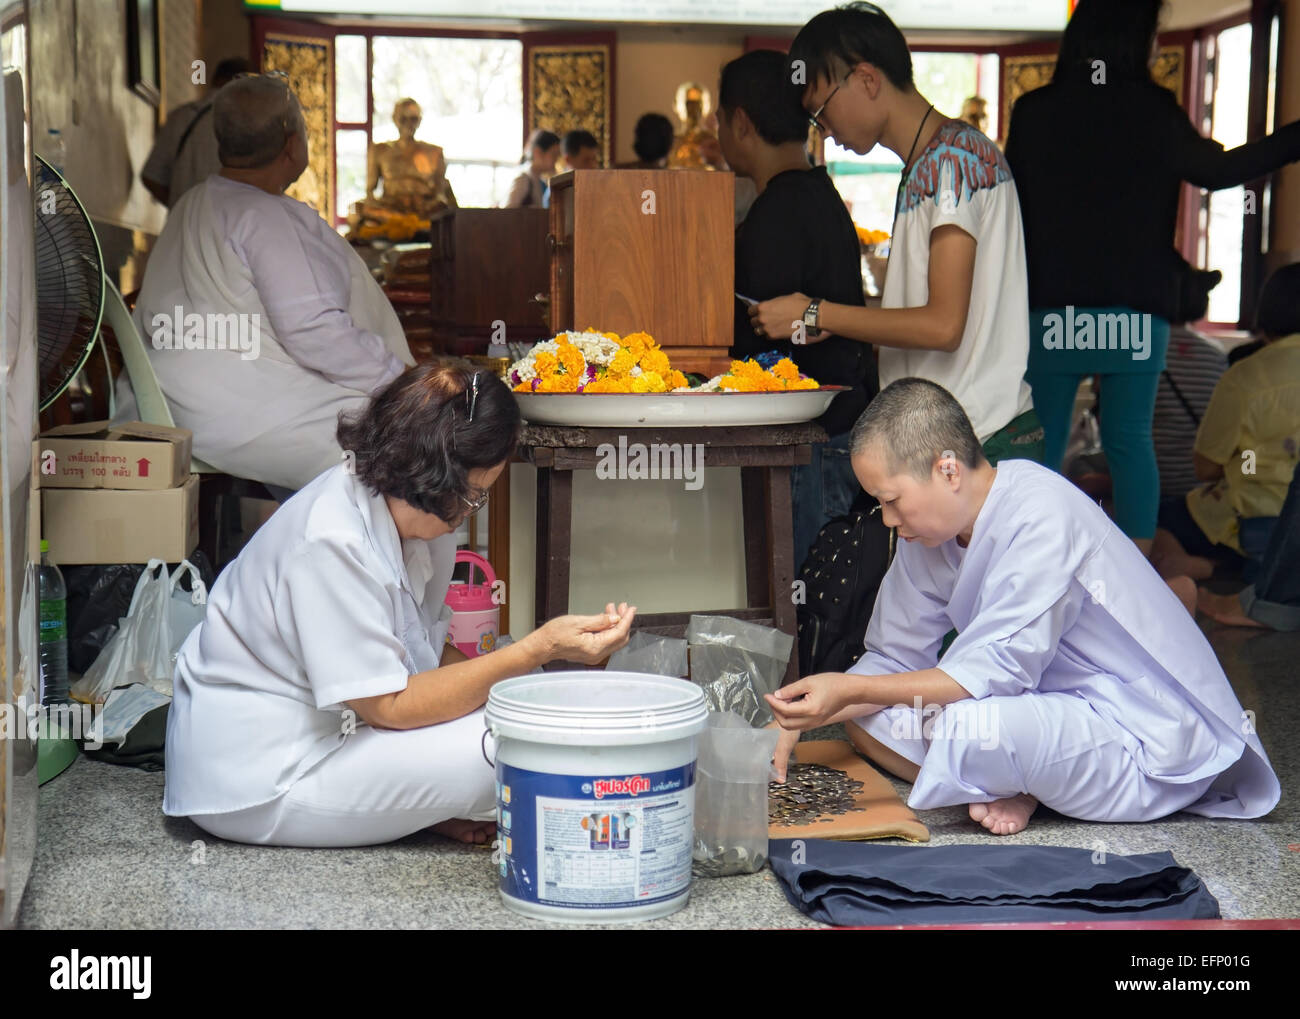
1196, 461, 1300, 632
615, 113, 674, 169
141, 57, 251, 210
114, 75, 413, 497
505, 129, 559, 208
768, 377, 1279, 835
561, 129, 602, 170
1151, 264, 1300, 583
719, 49, 876, 567
1153, 263, 1228, 501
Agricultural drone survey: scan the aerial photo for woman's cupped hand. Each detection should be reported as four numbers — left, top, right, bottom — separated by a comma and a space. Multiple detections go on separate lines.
536, 602, 636, 665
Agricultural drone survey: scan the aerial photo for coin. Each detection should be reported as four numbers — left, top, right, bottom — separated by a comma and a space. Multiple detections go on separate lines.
769, 762, 865, 826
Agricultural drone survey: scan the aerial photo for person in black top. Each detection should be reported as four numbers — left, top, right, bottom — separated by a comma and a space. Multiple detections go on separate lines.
718, 49, 876, 567
1005, 0, 1300, 558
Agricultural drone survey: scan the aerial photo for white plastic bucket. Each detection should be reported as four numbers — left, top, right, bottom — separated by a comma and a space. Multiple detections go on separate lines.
485, 671, 709, 923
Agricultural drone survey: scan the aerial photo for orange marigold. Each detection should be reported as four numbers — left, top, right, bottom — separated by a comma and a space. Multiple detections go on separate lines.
534, 351, 559, 376
772, 358, 801, 382
537, 372, 580, 393
641, 347, 671, 377
557, 339, 585, 377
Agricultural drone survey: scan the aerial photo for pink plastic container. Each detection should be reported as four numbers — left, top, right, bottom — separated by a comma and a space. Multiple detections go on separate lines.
444, 551, 500, 658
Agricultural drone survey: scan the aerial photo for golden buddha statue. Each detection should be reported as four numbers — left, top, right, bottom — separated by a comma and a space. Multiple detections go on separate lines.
667, 81, 718, 171
348, 98, 456, 242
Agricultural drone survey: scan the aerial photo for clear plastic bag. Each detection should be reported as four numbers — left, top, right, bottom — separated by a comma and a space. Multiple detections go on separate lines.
686, 615, 794, 727
605, 630, 688, 678
71, 559, 207, 703
693, 711, 779, 877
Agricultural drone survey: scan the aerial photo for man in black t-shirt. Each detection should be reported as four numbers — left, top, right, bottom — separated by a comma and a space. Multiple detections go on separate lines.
718, 49, 877, 566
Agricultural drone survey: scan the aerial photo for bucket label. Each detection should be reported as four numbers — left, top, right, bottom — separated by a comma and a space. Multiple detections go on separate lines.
497, 762, 695, 910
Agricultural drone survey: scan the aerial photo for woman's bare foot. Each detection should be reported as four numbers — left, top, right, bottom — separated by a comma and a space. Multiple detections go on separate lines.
432, 818, 497, 845
1197, 587, 1267, 629
969, 794, 1038, 835
1166, 576, 1197, 617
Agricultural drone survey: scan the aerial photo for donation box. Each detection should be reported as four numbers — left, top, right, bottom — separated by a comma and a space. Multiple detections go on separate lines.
548, 169, 735, 377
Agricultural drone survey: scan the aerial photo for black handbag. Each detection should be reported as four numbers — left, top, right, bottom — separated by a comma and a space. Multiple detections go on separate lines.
795, 490, 893, 676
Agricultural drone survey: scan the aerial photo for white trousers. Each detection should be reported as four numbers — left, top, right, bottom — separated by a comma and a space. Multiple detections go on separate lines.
191, 709, 498, 847
852, 692, 1218, 822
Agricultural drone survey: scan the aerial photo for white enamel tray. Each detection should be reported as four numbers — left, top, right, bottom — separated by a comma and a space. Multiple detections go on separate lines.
514, 388, 848, 428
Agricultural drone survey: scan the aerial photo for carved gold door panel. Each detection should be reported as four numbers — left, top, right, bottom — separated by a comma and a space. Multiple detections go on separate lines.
523, 35, 614, 167
262, 32, 334, 224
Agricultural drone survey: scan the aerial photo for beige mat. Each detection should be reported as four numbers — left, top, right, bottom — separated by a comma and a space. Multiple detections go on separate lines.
769, 740, 930, 843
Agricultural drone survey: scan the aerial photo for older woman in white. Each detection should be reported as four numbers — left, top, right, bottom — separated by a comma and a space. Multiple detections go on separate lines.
163, 365, 635, 847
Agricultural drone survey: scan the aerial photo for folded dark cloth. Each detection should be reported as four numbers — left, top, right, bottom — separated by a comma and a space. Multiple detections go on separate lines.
769, 839, 1220, 925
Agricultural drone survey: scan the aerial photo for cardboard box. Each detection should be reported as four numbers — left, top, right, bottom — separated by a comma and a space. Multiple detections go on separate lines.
34, 421, 192, 490
39, 474, 200, 565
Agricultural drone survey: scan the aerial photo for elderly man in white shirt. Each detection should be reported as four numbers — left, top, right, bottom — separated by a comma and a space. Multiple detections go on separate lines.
116, 74, 413, 493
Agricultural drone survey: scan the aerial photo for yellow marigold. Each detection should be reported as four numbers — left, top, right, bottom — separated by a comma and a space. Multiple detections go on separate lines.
609, 348, 637, 376
631, 371, 667, 393
665, 369, 688, 389
583, 376, 626, 393
787, 376, 819, 390
534, 351, 559, 376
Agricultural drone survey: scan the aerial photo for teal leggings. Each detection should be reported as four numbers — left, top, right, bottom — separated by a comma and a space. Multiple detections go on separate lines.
1024, 370, 1162, 540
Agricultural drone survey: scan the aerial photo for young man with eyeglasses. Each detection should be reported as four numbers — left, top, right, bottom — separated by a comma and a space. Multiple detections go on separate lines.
750, 3, 1043, 468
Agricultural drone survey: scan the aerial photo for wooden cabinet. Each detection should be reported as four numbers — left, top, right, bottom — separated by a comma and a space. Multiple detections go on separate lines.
430, 208, 551, 354
548, 169, 735, 377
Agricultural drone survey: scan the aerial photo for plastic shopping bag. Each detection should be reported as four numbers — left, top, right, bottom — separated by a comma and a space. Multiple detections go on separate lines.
605, 630, 689, 678
71, 559, 207, 703
687, 615, 794, 727
693, 711, 779, 877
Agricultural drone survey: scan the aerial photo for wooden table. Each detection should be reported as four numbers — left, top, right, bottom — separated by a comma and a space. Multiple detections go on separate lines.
518, 421, 827, 685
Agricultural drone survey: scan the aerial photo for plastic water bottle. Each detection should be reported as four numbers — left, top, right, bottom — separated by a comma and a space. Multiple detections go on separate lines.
38, 539, 70, 705
45, 128, 65, 174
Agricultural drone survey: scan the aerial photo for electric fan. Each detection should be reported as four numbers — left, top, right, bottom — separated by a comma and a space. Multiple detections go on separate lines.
31, 154, 105, 785
33, 154, 105, 411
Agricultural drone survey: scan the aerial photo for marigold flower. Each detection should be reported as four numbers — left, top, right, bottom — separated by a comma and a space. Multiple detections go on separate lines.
773, 358, 801, 382
609, 348, 636, 376
557, 340, 586, 378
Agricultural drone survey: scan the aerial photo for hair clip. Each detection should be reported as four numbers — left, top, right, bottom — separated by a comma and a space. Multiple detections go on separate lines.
465, 371, 480, 423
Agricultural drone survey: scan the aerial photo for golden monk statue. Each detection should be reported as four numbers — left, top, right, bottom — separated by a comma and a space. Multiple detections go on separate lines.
667, 81, 717, 170
348, 98, 456, 242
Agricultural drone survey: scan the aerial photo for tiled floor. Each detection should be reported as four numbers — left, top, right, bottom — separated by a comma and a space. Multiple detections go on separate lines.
17, 619, 1299, 929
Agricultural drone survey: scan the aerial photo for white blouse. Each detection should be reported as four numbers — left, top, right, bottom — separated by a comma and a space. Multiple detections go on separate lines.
163, 464, 456, 817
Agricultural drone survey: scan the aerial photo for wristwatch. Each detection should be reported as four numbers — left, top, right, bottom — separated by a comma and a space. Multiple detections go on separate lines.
802, 299, 822, 332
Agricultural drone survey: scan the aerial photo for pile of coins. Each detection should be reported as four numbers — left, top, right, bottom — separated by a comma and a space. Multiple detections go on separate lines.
769, 762, 865, 826
692, 842, 767, 878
